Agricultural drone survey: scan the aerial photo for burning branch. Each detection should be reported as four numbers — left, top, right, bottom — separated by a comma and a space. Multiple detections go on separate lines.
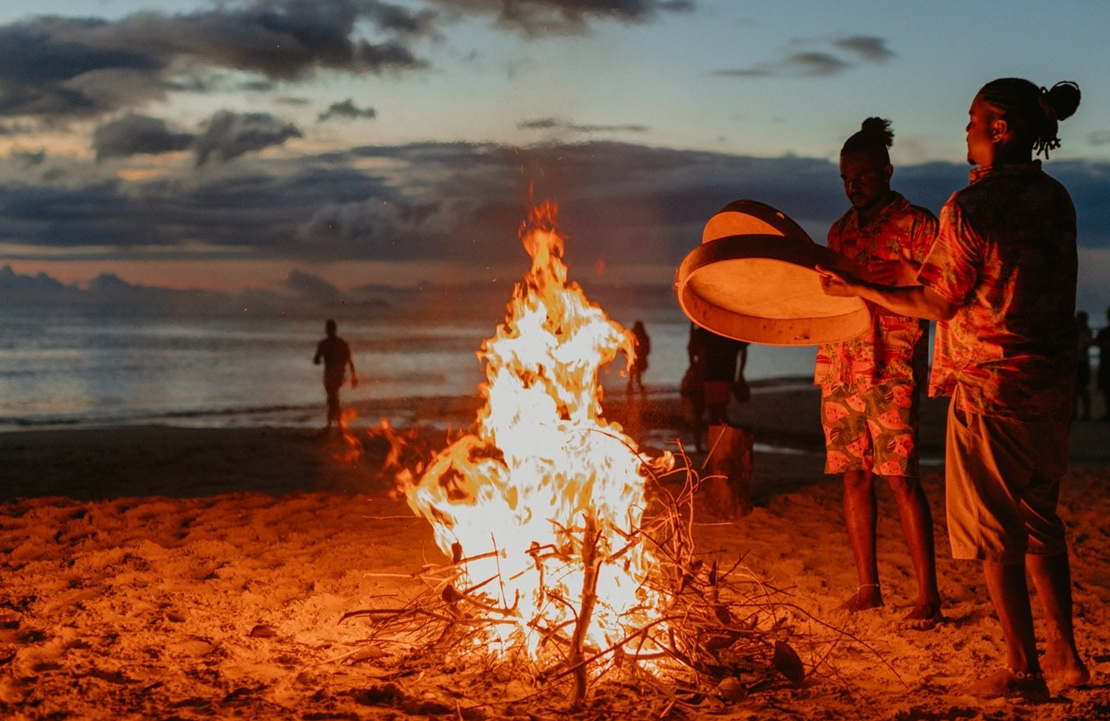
569, 514, 601, 704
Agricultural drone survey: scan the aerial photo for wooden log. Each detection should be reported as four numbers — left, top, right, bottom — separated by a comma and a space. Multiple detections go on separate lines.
705, 424, 754, 518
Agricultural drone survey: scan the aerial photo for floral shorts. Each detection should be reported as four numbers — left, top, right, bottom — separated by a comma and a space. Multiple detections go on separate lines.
820, 381, 919, 478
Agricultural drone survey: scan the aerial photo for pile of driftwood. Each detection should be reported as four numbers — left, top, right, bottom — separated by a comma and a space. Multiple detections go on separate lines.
338, 456, 820, 717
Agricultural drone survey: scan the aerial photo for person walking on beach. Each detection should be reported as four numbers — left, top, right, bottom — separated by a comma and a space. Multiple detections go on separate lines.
314, 318, 358, 434
626, 320, 651, 402
819, 77, 1089, 701
815, 117, 942, 630
1074, 311, 1093, 420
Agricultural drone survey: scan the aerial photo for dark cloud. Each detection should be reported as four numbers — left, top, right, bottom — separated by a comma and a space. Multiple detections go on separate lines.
0, 19, 164, 117
92, 114, 194, 160
12, 149, 47, 168
780, 51, 851, 77
518, 117, 648, 134
2, 142, 1106, 284
1090, 131, 1110, 146
833, 35, 894, 63
89, 110, 306, 163
281, 268, 342, 299
425, 0, 693, 37
194, 110, 303, 165
0, 0, 692, 126
0, 0, 433, 121
318, 99, 377, 122
711, 35, 893, 78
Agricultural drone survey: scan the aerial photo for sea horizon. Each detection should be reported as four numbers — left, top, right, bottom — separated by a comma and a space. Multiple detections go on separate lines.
0, 303, 821, 432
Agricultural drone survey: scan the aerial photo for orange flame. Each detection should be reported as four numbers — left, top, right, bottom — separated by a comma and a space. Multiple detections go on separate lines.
402, 201, 672, 667
332, 407, 364, 466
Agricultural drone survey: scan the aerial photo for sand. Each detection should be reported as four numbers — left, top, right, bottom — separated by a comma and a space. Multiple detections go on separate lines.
2, 387, 1109, 720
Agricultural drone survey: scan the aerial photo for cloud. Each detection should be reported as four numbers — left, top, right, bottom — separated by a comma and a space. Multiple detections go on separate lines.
779, 51, 851, 77
318, 99, 377, 122
92, 114, 194, 160
0, 0, 692, 129
194, 110, 303, 165
0, 0, 433, 121
281, 268, 342, 299
518, 116, 648, 134
833, 35, 895, 63
3, 141, 1106, 288
424, 0, 693, 37
711, 34, 893, 78
90, 110, 307, 163
12, 149, 47, 168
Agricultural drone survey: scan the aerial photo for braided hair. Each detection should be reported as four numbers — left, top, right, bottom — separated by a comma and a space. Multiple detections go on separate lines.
977, 78, 1081, 158
841, 117, 894, 164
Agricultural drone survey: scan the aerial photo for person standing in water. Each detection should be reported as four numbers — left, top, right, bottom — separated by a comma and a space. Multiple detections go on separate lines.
314, 318, 357, 434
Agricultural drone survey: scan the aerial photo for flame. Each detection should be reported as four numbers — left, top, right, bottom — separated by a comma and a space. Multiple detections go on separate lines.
402, 201, 672, 668
331, 407, 365, 465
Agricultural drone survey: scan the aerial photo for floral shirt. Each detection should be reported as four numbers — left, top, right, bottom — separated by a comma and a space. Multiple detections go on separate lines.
918, 162, 1078, 421
814, 193, 936, 389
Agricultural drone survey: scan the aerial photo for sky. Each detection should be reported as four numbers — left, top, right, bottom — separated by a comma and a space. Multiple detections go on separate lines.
1, 0, 1109, 312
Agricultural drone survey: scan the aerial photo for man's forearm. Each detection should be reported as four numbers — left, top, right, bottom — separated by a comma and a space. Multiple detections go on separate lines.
854, 282, 957, 321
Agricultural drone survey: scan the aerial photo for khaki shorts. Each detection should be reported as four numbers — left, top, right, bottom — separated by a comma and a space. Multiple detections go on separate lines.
820, 381, 919, 478
945, 386, 1069, 563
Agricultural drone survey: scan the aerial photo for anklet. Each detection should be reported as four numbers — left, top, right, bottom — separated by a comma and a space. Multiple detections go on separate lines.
1008, 667, 1045, 681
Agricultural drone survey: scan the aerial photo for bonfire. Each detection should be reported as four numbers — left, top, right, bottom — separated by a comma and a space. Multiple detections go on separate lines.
348, 202, 807, 714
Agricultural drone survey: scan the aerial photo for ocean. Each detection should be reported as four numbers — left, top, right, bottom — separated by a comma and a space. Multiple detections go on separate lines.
0, 303, 818, 431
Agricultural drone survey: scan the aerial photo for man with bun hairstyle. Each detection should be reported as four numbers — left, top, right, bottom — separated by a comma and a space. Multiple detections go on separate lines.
815, 117, 943, 631
820, 78, 1089, 701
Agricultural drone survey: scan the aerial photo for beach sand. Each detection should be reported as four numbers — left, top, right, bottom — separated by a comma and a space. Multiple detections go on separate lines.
2, 386, 1110, 720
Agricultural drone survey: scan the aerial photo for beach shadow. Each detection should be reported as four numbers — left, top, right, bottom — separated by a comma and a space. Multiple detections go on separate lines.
0, 426, 410, 502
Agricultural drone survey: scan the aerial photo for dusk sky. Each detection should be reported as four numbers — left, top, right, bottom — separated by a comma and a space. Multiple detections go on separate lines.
2, 0, 1109, 311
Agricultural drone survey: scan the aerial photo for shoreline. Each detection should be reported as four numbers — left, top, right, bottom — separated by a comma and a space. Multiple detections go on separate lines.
6, 380, 1110, 505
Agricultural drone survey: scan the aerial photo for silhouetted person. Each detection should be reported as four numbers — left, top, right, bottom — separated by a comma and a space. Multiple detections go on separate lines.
626, 320, 651, 401
1096, 307, 1110, 420
314, 318, 357, 433
685, 323, 747, 453
821, 77, 1088, 701
814, 117, 942, 630
1074, 311, 1092, 420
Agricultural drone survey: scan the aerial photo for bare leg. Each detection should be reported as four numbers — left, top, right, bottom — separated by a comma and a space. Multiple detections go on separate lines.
840, 470, 883, 612
983, 560, 1039, 674
1027, 553, 1090, 687
691, 400, 705, 453
887, 475, 943, 628
965, 560, 1051, 701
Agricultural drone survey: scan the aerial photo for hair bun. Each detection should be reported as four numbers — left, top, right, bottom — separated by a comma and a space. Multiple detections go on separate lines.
858, 117, 894, 148
1046, 81, 1081, 121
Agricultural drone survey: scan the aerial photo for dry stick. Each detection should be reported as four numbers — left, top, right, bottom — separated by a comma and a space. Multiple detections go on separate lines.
569, 513, 601, 704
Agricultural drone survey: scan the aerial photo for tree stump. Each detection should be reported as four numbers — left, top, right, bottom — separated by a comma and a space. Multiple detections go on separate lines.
705, 424, 755, 518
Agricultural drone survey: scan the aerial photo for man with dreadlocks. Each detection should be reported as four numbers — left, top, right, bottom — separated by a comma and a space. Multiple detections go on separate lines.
815, 117, 943, 631
819, 78, 1090, 701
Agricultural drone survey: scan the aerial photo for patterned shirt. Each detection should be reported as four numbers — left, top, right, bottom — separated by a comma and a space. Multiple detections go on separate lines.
918, 162, 1078, 421
814, 192, 937, 389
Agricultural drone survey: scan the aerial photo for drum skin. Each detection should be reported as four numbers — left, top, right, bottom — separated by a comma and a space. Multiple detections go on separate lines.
675, 200, 869, 346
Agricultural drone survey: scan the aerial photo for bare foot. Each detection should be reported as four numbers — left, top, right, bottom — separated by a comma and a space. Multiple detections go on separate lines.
838, 584, 882, 613
1042, 645, 1091, 688
967, 668, 1051, 702
898, 600, 943, 631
